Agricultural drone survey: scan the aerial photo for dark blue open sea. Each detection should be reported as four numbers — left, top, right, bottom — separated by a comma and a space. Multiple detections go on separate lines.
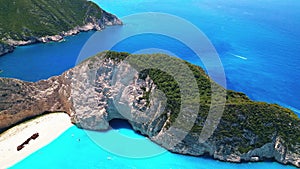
1, 0, 299, 168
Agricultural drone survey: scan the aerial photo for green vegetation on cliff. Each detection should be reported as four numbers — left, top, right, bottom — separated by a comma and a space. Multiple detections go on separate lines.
104, 51, 300, 155
0, 0, 102, 41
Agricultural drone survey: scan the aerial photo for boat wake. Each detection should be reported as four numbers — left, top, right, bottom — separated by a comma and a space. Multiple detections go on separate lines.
230, 53, 248, 60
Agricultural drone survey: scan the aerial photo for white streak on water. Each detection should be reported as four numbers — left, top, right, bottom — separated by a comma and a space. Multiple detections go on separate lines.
230, 53, 248, 60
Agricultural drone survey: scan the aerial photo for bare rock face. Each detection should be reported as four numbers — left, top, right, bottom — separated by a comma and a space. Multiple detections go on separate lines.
100, 9, 123, 27
0, 75, 72, 132
0, 52, 299, 168
0, 43, 14, 56
66, 54, 166, 135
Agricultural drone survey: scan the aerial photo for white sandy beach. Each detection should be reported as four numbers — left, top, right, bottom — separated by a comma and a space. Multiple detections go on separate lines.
0, 113, 73, 169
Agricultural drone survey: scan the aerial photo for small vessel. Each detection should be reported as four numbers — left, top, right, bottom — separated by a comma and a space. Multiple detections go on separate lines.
17, 145, 24, 151
17, 133, 39, 151
31, 133, 39, 140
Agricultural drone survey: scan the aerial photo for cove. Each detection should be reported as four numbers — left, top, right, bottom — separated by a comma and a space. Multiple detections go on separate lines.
1, 0, 299, 168
10, 122, 297, 169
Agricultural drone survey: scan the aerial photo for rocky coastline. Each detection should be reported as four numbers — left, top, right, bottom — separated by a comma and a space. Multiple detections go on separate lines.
0, 9, 122, 57
0, 52, 299, 167
0, 43, 15, 56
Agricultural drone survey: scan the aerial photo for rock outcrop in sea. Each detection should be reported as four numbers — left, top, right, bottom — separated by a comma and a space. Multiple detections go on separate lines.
0, 52, 299, 167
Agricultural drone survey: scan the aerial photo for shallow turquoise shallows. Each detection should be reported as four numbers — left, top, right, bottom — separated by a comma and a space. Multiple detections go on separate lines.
2, 0, 300, 168
10, 123, 297, 169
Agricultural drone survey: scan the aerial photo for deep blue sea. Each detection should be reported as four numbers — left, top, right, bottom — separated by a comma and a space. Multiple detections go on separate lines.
1, 0, 299, 168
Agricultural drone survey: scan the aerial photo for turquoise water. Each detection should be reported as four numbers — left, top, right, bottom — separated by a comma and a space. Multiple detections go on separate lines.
11, 121, 296, 169
1, 0, 299, 168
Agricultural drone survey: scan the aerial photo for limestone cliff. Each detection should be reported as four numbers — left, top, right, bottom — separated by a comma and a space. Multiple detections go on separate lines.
0, 52, 299, 167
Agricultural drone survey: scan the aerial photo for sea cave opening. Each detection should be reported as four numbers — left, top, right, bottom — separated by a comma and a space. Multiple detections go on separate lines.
108, 119, 144, 137
109, 119, 133, 130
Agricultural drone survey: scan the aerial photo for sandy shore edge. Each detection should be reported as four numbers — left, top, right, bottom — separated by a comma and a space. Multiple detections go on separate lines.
0, 113, 73, 168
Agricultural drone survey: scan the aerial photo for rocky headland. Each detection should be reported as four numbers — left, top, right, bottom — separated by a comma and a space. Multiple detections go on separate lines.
0, 0, 122, 56
0, 51, 299, 167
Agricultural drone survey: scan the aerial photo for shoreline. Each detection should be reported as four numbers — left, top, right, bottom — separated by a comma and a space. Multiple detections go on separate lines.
0, 21, 122, 57
0, 113, 73, 168
0, 8, 123, 57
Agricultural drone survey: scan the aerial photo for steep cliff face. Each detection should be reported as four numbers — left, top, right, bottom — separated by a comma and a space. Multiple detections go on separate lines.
0, 0, 122, 56
0, 52, 299, 167
0, 76, 72, 132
